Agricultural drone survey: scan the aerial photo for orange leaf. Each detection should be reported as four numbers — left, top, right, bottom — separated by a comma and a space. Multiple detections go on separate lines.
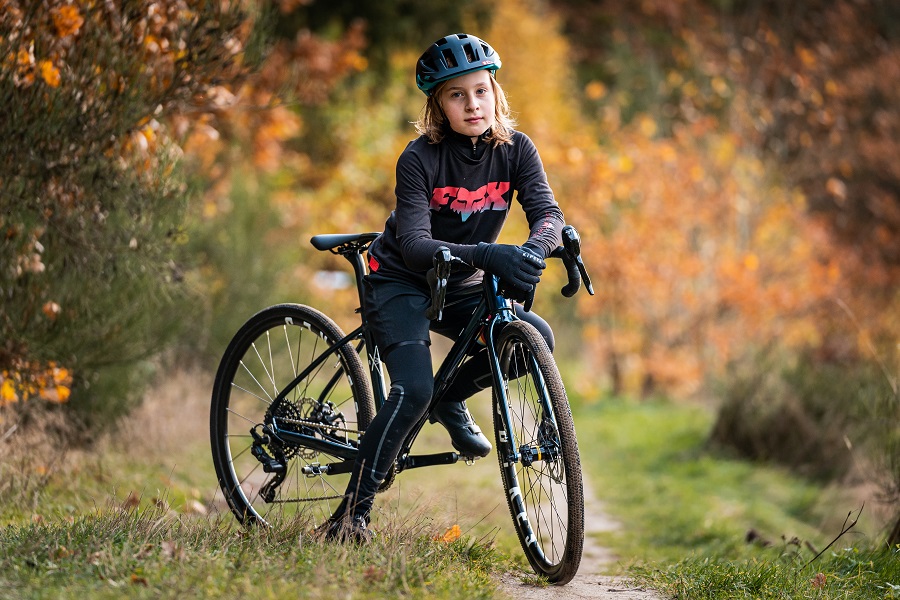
42, 301, 61, 320
39, 61, 60, 88
435, 524, 461, 543
51, 6, 84, 38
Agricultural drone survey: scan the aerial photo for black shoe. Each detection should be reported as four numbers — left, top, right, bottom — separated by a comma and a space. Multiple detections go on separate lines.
319, 514, 375, 545
430, 401, 492, 458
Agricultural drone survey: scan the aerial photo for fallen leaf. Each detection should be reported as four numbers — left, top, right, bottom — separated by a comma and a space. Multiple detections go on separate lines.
434, 524, 461, 543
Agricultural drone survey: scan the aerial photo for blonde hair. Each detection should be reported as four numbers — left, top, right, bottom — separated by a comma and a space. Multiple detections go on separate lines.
414, 76, 516, 146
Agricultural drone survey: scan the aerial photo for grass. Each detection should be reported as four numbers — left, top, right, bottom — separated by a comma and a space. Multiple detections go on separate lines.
2, 370, 897, 598
575, 398, 826, 564
0, 505, 503, 599
636, 545, 900, 599
573, 396, 899, 598
0, 370, 522, 599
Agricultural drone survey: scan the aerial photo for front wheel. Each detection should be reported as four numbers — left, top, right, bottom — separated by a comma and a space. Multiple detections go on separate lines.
210, 304, 375, 527
493, 320, 584, 585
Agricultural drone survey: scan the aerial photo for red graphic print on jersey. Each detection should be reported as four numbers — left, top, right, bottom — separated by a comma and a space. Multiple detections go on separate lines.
430, 181, 510, 221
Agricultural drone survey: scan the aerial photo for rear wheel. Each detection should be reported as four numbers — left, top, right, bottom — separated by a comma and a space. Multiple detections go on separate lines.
210, 304, 375, 527
493, 320, 584, 584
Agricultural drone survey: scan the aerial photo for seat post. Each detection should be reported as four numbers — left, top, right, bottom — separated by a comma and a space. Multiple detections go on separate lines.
343, 250, 369, 314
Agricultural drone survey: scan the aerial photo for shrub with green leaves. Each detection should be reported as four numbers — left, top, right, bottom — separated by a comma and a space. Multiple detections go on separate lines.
0, 1, 254, 428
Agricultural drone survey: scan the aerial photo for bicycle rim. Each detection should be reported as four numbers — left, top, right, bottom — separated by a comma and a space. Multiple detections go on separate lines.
493, 320, 584, 584
210, 304, 375, 527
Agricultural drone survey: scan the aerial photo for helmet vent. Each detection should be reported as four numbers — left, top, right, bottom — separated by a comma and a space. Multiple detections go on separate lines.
441, 48, 458, 69
462, 43, 476, 64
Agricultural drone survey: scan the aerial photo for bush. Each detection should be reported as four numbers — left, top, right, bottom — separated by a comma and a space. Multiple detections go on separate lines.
710, 352, 850, 479
710, 347, 900, 542
0, 1, 254, 430
179, 171, 308, 366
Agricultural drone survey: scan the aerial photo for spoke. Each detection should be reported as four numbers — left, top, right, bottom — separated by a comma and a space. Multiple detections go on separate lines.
533, 488, 559, 561
527, 472, 554, 563
285, 324, 297, 378
524, 466, 554, 557
301, 332, 321, 399
231, 382, 272, 406
236, 458, 264, 489
250, 341, 278, 398
266, 330, 277, 396
239, 359, 274, 404
226, 405, 262, 426
539, 465, 569, 558
228, 439, 253, 462
294, 327, 307, 398
280, 459, 299, 502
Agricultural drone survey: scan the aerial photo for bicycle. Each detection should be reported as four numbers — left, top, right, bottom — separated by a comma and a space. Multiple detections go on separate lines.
210, 225, 595, 584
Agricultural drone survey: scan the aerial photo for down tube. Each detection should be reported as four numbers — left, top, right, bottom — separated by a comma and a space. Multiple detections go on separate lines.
485, 318, 520, 465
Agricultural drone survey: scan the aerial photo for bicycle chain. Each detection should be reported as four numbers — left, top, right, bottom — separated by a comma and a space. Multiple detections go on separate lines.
269, 493, 343, 503
255, 416, 355, 504
264, 416, 357, 504
278, 416, 363, 436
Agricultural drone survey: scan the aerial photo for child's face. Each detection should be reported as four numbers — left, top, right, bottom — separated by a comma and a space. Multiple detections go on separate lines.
438, 71, 496, 141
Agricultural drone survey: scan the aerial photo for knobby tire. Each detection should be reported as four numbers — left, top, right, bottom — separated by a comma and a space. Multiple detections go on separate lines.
210, 304, 375, 527
493, 320, 584, 584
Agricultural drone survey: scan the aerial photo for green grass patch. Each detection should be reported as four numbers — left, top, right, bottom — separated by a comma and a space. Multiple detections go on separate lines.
575, 398, 830, 564
635, 545, 900, 599
0, 506, 504, 600
573, 396, 897, 597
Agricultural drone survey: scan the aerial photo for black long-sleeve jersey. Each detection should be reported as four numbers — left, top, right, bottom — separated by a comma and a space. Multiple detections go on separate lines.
367, 128, 565, 288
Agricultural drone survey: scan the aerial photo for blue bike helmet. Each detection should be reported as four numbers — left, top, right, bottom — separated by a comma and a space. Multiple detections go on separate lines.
415, 33, 501, 96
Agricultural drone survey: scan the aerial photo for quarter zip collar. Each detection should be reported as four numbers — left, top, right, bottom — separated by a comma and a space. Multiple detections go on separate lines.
444, 124, 491, 161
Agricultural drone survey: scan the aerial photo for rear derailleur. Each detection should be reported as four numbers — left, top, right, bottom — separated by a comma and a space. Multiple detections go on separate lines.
250, 424, 287, 503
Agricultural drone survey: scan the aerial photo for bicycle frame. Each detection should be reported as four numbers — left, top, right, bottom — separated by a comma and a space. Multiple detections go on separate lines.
264, 241, 525, 477
214, 228, 589, 583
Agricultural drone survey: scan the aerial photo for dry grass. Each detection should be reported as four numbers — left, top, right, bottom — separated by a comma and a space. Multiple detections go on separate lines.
108, 367, 214, 462
0, 405, 82, 514
0, 364, 522, 549
0, 367, 509, 598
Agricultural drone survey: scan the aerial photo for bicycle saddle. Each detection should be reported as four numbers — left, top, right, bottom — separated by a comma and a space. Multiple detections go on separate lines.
310, 232, 380, 252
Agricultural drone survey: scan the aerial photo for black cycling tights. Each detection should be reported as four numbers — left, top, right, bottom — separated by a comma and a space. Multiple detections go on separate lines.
332, 342, 432, 521
332, 311, 554, 522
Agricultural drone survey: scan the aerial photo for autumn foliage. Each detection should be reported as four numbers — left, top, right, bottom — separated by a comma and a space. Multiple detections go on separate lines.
174, 0, 899, 405
1, 0, 897, 505
0, 0, 254, 418
528, 0, 899, 399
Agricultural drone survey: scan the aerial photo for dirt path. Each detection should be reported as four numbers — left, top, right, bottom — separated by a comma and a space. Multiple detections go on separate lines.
497, 477, 662, 599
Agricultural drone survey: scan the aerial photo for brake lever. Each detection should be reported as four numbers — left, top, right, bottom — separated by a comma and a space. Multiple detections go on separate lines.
523, 284, 536, 313
426, 246, 453, 321
562, 225, 594, 296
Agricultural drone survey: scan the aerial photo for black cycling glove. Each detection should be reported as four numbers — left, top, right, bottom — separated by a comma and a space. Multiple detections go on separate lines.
473, 242, 546, 296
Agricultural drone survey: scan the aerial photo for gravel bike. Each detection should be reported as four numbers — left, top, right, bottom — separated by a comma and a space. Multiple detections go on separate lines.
210, 225, 594, 584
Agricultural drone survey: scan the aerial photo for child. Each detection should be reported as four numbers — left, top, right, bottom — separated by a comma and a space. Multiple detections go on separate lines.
321, 32, 565, 542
